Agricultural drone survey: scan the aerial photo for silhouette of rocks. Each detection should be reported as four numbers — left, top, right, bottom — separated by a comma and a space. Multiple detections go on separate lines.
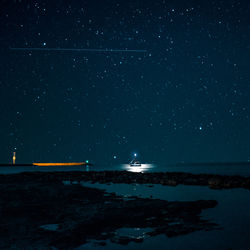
0, 171, 249, 193
4, 170, 247, 189
0, 172, 218, 249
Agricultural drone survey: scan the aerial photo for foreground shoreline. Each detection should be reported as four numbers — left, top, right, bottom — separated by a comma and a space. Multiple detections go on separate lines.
1, 170, 250, 189
0, 171, 219, 249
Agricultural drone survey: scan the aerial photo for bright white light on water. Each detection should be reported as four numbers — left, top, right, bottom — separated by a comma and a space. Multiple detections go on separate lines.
134, 153, 137, 157
122, 164, 155, 173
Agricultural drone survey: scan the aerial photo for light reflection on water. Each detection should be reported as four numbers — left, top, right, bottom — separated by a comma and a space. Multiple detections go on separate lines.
83, 182, 250, 250
1, 163, 250, 176
121, 164, 156, 173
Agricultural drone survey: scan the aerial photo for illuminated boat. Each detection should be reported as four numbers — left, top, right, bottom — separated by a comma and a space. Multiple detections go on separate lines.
129, 153, 141, 166
130, 160, 141, 167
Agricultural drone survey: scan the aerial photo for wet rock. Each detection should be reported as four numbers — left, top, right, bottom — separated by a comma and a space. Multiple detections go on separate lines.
166, 179, 177, 186
208, 178, 223, 189
111, 235, 144, 245
242, 180, 250, 189
1, 170, 249, 191
0, 172, 218, 249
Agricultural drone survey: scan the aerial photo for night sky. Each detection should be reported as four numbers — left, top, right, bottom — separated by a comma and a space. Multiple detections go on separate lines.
1, 0, 250, 165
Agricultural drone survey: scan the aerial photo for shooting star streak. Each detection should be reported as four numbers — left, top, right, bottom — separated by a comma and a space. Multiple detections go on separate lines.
10, 47, 147, 53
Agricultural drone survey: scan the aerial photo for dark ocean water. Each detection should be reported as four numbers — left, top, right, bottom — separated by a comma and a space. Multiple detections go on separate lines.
1, 163, 250, 176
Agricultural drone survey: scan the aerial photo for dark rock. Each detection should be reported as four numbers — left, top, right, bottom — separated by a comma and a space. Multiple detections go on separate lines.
208, 178, 223, 189
7, 170, 247, 190
0, 172, 219, 249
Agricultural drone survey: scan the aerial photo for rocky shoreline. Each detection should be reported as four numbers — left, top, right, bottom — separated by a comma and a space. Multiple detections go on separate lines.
78, 171, 250, 189
1, 170, 249, 189
0, 171, 219, 249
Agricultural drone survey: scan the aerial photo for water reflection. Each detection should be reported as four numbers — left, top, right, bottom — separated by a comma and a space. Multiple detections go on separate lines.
122, 164, 155, 173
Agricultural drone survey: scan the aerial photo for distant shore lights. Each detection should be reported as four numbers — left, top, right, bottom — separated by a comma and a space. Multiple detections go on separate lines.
13, 152, 16, 165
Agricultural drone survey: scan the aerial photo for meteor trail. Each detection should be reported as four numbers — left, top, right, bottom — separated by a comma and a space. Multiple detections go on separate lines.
10, 47, 147, 53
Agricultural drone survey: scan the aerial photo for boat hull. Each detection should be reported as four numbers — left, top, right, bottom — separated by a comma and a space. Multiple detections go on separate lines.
130, 164, 141, 167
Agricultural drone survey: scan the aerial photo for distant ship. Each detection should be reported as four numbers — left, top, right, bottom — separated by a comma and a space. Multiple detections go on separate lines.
33, 162, 89, 166
129, 153, 141, 166
130, 160, 141, 166
0, 162, 93, 167
0, 152, 93, 167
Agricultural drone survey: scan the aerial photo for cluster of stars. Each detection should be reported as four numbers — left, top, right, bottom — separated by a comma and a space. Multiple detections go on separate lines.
0, 0, 249, 163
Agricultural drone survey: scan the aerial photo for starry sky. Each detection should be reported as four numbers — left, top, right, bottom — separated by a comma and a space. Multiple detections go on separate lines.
0, 0, 250, 165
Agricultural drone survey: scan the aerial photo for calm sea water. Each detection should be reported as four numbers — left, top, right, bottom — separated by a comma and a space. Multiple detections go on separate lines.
1, 163, 250, 176
81, 182, 250, 250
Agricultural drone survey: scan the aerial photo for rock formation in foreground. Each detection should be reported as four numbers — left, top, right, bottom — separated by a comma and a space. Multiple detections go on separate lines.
0, 172, 218, 249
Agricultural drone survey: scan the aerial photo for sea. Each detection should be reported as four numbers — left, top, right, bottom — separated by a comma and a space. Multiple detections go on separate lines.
1, 163, 250, 249
1, 162, 250, 176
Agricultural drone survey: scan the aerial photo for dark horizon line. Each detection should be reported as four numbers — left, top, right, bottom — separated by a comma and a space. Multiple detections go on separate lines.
173, 161, 250, 166
0, 161, 249, 167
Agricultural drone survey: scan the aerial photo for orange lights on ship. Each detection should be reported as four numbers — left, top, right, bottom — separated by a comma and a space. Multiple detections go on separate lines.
32, 162, 87, 166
